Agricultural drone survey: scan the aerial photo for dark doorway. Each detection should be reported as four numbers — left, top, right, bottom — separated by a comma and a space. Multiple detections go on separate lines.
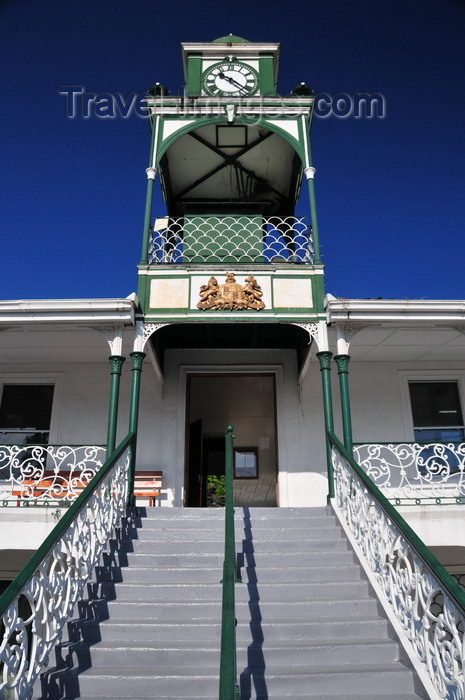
186, 429, 225, 507
185, 373, 277, 507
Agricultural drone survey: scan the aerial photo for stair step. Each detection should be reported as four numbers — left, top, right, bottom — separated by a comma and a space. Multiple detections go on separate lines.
95, 578, 369, 602
32, 506, 426, 700
69, 643, 221, 668
115, 566, 224, 583
47, 666, 417, 698
240, 563, 365, 583
237, 668, 419, 696
105, 600, 222, 621
47, 668, 220, 697
236, 598, 382, 620
73, 617, 391, 644
236, 640, 403, 668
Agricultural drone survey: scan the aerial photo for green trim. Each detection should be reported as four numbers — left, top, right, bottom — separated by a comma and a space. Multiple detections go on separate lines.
0, 433, 135, 616
186, 55, 202, 97
155, 116, 306, 166
316, 351, 335, 501
259, 55, 275, 95
328, 430, 465, 614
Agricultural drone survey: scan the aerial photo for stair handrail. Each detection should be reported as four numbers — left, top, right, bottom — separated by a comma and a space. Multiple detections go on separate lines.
0, 431, 136, 700
329, 429, 465, 699
219, 425, 240, 700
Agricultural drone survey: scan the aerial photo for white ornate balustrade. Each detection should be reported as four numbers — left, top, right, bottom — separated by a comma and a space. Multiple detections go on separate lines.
354, 442, 465, 505
148, 215, 313, 264
331, 433, 465, 700
0, 444, 106, 506
0, 436, 132, 699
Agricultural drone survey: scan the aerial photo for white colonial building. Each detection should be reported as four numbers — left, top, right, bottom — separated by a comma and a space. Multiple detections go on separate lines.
1, 41, 465, 696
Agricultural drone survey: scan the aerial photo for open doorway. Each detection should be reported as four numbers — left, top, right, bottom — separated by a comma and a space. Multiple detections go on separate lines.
185, 373, 278, 507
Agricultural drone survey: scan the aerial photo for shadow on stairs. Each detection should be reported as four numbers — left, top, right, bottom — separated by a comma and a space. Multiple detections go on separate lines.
33, 506, 429, 699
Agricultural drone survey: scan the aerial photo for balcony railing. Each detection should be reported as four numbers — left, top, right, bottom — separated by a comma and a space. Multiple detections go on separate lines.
354, 441, 465, 505
148, 216, 313, 265
331, 432, 465, 699
0, 434, 134, 699
0, 444, 106, 506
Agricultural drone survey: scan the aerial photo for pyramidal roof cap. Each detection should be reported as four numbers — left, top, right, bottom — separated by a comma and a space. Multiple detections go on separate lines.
212, 34, 250, 43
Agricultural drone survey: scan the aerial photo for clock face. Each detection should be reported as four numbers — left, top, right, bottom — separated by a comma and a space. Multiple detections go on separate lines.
202, 61, 259, 96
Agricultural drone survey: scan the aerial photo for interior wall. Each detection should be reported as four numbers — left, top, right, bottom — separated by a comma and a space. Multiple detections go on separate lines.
188, 373, 277, 506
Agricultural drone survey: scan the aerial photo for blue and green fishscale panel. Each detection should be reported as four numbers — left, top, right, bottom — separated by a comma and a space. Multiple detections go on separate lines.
183, 215, 263, 263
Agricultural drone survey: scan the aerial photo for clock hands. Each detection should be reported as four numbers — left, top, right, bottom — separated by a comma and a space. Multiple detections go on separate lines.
218, 71, 249, 94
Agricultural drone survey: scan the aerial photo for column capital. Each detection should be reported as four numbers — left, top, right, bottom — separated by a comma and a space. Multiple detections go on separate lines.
316, 350, 333, 370
130, 351, 146, 371
334, 354, 351, 373
108, 355, 126, 375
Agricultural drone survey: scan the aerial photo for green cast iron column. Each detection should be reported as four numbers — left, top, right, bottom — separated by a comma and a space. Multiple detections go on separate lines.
139, 115, 157, 267
128, 351, 146, 506
304, 135, 322, 266
139, 168, 156, 267
106, 355, 126, 456
316, 351, 335, 500
334, 354, 353, 454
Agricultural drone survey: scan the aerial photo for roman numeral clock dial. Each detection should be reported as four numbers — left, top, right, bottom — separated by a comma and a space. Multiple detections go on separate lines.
202, 61, 259, 96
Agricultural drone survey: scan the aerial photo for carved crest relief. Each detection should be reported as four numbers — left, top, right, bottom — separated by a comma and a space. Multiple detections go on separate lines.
197, 273, 265, 311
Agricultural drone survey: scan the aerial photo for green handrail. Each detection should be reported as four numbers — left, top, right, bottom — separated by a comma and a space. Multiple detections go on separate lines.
0, 432, 136, 698
0, 432, 135, 615
219, 425, 240, 700
328, 430, 465, 614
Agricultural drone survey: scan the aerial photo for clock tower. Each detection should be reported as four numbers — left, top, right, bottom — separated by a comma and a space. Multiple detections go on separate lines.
136, 35, 329, 507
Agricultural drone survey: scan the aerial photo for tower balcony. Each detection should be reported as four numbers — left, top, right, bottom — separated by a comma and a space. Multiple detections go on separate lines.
148, 215, 314, 266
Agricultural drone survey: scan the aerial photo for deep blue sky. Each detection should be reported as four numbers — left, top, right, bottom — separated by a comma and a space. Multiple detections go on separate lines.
1, 0, 464, 301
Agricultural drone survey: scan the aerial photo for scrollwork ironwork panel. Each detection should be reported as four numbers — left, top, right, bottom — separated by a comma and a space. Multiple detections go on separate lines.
0, 445, 106, 506
332, 442, 465, 699
0, 443, 131, 699
354, 442, 465, 504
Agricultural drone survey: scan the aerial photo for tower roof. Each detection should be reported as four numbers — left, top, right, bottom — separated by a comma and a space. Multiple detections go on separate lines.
212, 34, 250, 44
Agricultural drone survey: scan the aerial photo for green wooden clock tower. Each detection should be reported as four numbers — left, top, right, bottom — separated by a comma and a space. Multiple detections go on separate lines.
137, 33, 326, 365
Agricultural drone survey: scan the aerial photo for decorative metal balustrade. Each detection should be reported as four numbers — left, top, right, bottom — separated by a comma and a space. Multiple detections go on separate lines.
331, 431, 465, 700
0, 444, 106, 506
0, 433, 134, 700
148, 216, 313, 265
354, 442, 465, 505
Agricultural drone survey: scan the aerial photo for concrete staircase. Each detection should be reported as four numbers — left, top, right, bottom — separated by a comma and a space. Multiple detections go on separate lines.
34, 506, 427, 699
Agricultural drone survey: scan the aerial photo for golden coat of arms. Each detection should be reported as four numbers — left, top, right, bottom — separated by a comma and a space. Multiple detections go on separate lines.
197, 273, 265, 311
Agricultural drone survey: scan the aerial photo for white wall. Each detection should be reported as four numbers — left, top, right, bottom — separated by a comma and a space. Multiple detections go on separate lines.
133, 348, 332, 508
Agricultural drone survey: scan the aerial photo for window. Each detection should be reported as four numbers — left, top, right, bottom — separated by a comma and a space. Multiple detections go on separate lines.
234, 447, 258, 479
0, 384, 55, 444
408, 381, 464, 443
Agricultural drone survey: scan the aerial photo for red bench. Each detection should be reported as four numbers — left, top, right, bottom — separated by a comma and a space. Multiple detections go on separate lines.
133, 470, 163, 506
12, 470, 163, 506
